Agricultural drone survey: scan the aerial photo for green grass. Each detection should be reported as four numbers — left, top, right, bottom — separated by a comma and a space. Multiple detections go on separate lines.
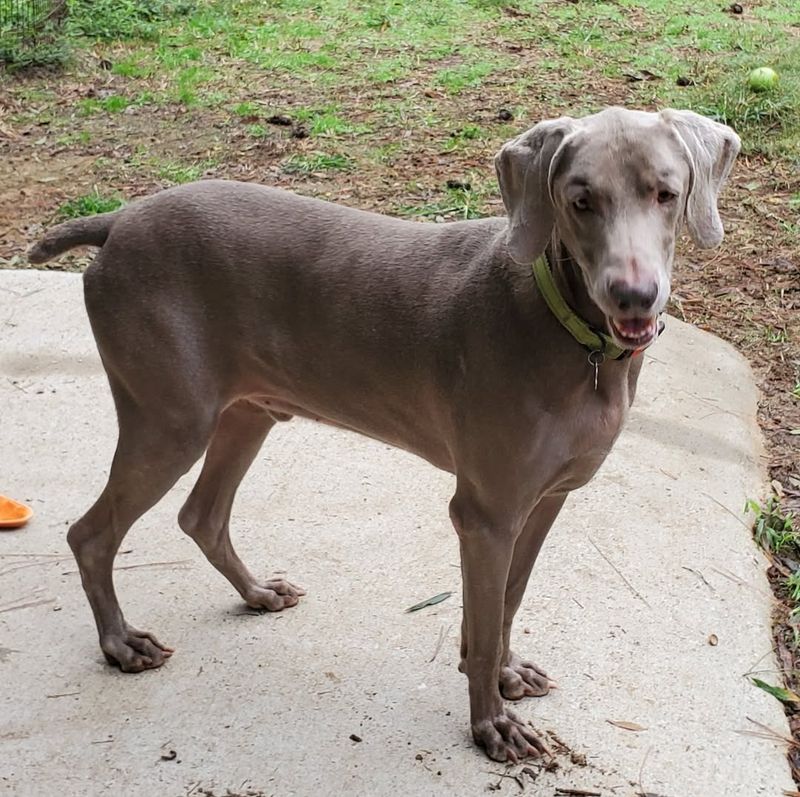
57, 191, 124, 220
246, 123, 269, 138
0, 30, 69, 69
0, 0, 66, 66
282, 152, 352, 173
443, 124, 487, 153
290, 106, 370, 137
8, 0, 790, 207
435, 61, 498, 94
56, 130, 92, 146
748, 496, 800, 668
369, 141, 404, 164
4, 0, 796, 157
689, 44, 800, 158
111, 59, 152, 78
233, 101, 260, 118
400, 176, 498, 221
67, 0, 195, 42
1, 0, 196, 68
747, 497, 797, 555
78, 95, 131, 115
367, 56, 412, 84
157, 161, 205, 184
493, 0, 800, 157
765, 326, 790, 344
787, 571, 800, 603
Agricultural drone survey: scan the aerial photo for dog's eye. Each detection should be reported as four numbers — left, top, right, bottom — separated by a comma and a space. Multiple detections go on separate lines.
657, 190, 676, 204
573, 197, 590, 212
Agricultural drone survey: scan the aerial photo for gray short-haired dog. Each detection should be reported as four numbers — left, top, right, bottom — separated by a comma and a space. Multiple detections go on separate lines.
30, 106, 739, 761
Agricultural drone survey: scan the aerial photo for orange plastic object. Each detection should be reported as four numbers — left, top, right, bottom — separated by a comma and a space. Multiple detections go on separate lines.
0, 495, 33, 529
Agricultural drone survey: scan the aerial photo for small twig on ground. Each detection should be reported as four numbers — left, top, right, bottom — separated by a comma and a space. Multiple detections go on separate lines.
637, 792, 672, 797
484, 771, 525, 791
744, 646, 783, 679
638, 746, 652, 797
681, 566, 715, 590
0, 286, 44, 298
710, 567, 772, 598
6, 378, 28, 392
62, 559, 191, 575
555, 788, 601, 796
428, 623, 452, 663
113, 559, 192, 572
587, 537, 651, 608
0, 597, 55, 614
673, 388, 748, 421
743, 667, 786, 679
520, 766, 538, 782
703, 492, 753, 531
0, 558, 71, 577
413, 206, 462, 217
546, 730, 572, 753
738, 716, 799, 748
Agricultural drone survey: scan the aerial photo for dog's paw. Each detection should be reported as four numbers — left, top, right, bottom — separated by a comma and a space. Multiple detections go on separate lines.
101, 625, 174, 673
244, 578, 306, 611
472, 708, 550, 763
499, 652, 556, 700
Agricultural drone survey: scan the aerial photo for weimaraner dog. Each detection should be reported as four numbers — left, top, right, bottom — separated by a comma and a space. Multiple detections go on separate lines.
30, 106, 739, 762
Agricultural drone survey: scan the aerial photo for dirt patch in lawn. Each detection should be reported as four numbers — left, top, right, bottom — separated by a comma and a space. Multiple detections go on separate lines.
0, 152, 96, 256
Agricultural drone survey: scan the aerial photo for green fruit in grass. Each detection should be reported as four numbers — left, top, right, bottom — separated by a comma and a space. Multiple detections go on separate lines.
748, 67, 778, 92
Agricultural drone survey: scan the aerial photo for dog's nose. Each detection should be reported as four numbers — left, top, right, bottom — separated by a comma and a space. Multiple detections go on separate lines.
608, 280, 658, 313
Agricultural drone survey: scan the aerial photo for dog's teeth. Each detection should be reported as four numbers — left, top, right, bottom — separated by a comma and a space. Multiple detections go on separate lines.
613, 318, 656, 342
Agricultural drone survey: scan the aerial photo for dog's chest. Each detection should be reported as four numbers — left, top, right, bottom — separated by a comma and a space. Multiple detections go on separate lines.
547, 393, 628, 492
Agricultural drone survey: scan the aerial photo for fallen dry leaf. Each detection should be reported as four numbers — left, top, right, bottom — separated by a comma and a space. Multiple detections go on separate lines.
606, 719, 647, 732
752, 677, 800, 704
405, 591, 452, 613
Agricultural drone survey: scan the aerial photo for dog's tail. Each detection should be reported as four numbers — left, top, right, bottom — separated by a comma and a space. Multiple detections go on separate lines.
27, 211, 119, 264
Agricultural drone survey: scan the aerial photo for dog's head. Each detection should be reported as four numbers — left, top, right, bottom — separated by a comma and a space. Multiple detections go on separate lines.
495, 107, 740, 349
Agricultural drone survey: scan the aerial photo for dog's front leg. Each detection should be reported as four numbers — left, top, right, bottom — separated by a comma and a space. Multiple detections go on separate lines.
498, 493, 566, 700
450, 489, 550, 763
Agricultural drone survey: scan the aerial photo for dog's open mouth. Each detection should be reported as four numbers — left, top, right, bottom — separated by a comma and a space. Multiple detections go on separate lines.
609, 315, 658, 348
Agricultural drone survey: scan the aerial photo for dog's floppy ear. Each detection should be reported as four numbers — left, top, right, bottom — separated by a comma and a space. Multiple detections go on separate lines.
494, 117, 579, 265
660, 109, 741, 249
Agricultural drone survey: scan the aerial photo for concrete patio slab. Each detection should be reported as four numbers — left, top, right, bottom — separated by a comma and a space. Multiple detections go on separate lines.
0, 270, 793, 796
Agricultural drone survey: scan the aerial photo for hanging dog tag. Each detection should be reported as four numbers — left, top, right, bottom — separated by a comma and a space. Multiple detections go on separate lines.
588, 350, 605, 391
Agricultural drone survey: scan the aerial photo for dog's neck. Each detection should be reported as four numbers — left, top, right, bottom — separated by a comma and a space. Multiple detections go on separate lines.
540, 238, 637, 398
545, 239, 607, 333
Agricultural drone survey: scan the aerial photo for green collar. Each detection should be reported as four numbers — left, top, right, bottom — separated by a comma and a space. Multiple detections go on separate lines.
532, 255, 629, 360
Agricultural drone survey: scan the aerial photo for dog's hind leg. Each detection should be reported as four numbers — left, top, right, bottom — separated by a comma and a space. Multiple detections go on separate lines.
68, 380, 216, 673
178, 400, 305, 611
